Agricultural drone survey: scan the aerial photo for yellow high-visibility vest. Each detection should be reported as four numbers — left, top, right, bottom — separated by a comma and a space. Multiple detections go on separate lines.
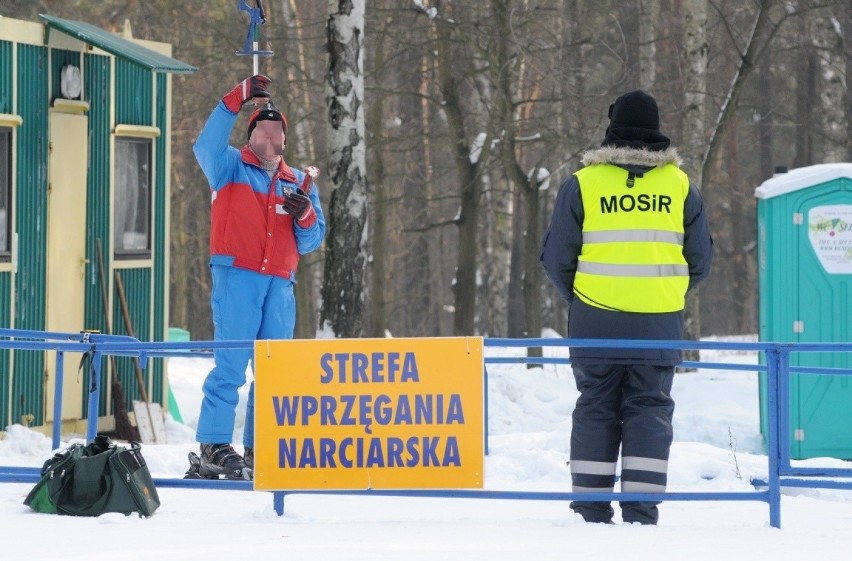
573, 163, 690, 313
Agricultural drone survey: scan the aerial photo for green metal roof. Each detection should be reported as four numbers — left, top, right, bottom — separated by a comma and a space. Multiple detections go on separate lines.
39, 14, 197, 74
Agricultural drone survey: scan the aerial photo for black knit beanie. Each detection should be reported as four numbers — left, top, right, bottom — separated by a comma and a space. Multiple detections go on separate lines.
601, 90, 670, 151
247, 103, 288, 141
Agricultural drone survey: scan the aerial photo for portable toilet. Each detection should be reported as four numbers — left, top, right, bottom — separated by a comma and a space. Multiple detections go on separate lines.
756, 163, 852, 459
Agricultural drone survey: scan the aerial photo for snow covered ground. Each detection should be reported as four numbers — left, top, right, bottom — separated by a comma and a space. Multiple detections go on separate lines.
2, 333, 852, 560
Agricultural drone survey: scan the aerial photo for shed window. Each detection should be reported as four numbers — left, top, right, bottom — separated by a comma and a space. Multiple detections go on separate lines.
114, 137, 151, 259
0, 127, 11, 261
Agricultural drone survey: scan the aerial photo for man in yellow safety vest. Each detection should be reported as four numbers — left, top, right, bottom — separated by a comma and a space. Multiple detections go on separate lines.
540, 90, 713, 525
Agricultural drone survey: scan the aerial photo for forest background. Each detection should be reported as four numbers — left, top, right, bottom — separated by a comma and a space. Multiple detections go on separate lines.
2, 0, 850, 342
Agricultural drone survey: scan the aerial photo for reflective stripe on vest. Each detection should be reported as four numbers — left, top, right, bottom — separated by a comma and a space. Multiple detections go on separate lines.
577, 262, 690, 277
583, 229, 684, 245
573, 164, 689, 313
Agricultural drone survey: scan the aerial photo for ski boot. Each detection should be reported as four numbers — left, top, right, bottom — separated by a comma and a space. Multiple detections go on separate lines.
184, 444, 252, 480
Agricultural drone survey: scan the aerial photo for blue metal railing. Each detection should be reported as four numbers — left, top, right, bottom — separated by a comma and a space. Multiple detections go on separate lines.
1, 331, 851, 528
0, 329, 142, 445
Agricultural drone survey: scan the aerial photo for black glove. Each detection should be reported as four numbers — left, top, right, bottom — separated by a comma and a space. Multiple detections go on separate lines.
282, 188, 313, 221
222, 75, 271, 113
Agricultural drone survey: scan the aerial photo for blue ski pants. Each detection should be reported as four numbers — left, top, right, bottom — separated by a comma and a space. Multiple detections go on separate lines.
195, 264, 295, 448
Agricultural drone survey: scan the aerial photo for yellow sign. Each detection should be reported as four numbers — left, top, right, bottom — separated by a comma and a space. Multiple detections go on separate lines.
253, 337, 484, 490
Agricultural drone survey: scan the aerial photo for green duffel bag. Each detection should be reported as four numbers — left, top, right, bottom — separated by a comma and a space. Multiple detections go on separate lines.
24, 434, 160, 517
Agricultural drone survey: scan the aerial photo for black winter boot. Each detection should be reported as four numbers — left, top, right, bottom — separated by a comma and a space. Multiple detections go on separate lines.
244, 447, 253, 470
199, 443, 246, 477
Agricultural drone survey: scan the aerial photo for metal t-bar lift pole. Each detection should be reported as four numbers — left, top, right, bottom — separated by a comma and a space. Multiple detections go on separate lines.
236, 0, 273, 76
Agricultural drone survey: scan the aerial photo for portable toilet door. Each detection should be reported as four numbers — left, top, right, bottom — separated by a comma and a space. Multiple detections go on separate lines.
756, 163, 852, 459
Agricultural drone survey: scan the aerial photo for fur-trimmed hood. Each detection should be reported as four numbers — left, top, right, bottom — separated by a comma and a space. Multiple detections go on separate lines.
581, 146, 682, 169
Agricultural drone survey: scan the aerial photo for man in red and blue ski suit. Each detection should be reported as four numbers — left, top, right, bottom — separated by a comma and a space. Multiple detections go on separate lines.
193, 75, 325, 477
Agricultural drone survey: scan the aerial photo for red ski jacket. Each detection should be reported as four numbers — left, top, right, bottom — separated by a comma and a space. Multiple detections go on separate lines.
194, 103, 325, 280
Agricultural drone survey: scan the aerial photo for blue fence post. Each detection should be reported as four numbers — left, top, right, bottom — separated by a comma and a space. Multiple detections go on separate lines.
765, 345, 782, 528
52, 351, 64, 450
86, 350, 102, 443
274, 491, 285, 515
777, 346, 792, 470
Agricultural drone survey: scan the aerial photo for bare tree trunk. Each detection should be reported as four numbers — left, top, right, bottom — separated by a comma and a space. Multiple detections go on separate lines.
724, 116, 755, 333
281, 0, 322, 338
813, 10, 847, 163
621, 1, 640, 89
491, 0, 542, 351
682, 0, 708, 181
522, 179, 542, 341
320, 0, 368, 337
281, 0, 318, 164
639, 0, 657, 90
394, 62, 433, 336
367, 22, 387, 338
421, 53, 444, 336
656, 0, 683, 132
757, 55, 774, 181
544, 0, 585, 336
400, 153, 432, 335
432, 4, 493, 336
508, 183, 525, 338
481, 174, 511, 337
794, 15, 817, 168
844, 9, 852, 160
681, 0, 707, 351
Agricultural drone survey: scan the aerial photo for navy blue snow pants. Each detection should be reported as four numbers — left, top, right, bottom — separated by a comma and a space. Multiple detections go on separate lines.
569, 362, 675, 525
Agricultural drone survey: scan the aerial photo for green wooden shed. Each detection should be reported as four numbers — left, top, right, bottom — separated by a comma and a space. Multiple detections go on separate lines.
0, 14, 195, 438
756, 163, 852, 459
